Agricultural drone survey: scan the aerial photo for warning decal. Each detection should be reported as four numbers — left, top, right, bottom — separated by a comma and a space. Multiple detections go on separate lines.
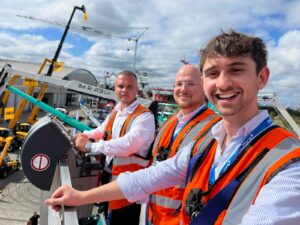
31, 154, 50, 172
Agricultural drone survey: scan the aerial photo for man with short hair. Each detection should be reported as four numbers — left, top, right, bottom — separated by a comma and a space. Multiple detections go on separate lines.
73, 70, 155, 225
46, 31, 300, 225
148, 64, 220, 225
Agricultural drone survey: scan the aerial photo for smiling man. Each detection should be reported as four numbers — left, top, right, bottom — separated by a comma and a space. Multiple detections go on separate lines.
46, 31, 300, 225
148, 65, 220, 225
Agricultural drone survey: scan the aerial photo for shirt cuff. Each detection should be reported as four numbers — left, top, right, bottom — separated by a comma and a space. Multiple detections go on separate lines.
90, 140, 104, 154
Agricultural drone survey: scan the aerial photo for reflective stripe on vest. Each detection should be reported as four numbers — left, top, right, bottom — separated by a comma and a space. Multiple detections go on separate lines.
110, 104, 153, 210
150, 194, 183, 209
181, 127, 300, 225
150, 107, 221, 225
222, 136, 300, 225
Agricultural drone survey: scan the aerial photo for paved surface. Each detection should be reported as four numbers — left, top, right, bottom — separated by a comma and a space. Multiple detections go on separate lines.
0, 176, 40, 225
0, 106, 91, 224
0, 110, 46, 224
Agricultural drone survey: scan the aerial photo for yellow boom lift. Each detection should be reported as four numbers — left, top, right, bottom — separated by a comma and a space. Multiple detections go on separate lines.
0, 136, 20, 178
5, 58, 53, 129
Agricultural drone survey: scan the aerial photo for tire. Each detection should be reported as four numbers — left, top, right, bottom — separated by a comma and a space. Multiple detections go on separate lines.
8, 144, 14, 152
8, 139, 17, 152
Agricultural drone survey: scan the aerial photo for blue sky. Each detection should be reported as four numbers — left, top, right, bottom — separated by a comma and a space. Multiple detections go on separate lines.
0, 0, 300, 108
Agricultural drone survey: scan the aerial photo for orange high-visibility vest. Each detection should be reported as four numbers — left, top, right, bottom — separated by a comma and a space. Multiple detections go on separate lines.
107, 104, 153, 210
149, 107, 221, 225
181, 126, 300, 225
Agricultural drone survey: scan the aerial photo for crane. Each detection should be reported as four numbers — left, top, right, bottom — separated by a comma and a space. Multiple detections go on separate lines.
2, 6, 87, 127
16, 14, 148, 40
17, 14, 149, 70
127, 27, 149, 71
15, 14, 150, 122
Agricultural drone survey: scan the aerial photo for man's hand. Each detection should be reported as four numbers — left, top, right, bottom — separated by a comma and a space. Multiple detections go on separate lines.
72, 133, 89, 152
44, 185, 83, 211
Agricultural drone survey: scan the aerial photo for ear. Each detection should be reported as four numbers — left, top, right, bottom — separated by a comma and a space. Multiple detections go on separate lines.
257, 67, 270, 90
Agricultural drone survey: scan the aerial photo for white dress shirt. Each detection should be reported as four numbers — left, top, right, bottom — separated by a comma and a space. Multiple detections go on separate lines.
83, 99, 155, 158
118, 110, 300, 224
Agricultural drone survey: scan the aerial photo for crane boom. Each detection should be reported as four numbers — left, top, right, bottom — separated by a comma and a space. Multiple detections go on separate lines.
0, 65, 152, 123
0, 65, 117, 101
258, 93, 300, 137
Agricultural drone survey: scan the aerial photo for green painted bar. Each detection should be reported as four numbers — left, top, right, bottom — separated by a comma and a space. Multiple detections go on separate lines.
6, 85, 92, 131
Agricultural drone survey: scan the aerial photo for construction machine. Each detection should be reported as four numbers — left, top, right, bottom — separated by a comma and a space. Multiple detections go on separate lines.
13, 122, 32, 147
0, 136, 20, 178
0, 127, 18, 152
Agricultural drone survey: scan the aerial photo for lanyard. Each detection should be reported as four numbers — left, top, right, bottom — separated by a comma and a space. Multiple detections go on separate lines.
209, 116, 273, 186
156, 105, 208, 162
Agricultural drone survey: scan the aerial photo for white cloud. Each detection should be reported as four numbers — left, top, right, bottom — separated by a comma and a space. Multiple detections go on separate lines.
268, 30, 300, 108
0, 0, 300, 107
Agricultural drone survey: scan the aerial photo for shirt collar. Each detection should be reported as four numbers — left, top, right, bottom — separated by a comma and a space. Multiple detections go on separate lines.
212, 110, 270, 144
176, 104, 206, 123
114, 99, 139, 114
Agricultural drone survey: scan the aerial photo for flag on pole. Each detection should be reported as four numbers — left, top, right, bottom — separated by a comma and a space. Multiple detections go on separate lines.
83, 13, 88, 22
54, 61, 65, 72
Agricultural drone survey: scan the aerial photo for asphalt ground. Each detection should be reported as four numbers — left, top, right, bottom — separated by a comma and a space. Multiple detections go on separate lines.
0, 109, 47, 224
0, 106, 79, 225
0, 106, 147, 225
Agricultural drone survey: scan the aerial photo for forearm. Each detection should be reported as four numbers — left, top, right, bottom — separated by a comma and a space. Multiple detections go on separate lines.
45, 181, 125, 208
45, 146, 190, 208
91, 114, 155, 157
118, 146, 190, 202
81, 181, 125, 204
92, 131, 154, 157
83, 127, 104, 140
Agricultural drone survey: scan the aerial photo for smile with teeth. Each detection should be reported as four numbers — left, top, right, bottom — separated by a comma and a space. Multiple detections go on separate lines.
216, 92, 238, 99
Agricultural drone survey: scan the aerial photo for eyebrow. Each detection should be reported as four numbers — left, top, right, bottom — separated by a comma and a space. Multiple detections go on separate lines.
203, 61, 247, 74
